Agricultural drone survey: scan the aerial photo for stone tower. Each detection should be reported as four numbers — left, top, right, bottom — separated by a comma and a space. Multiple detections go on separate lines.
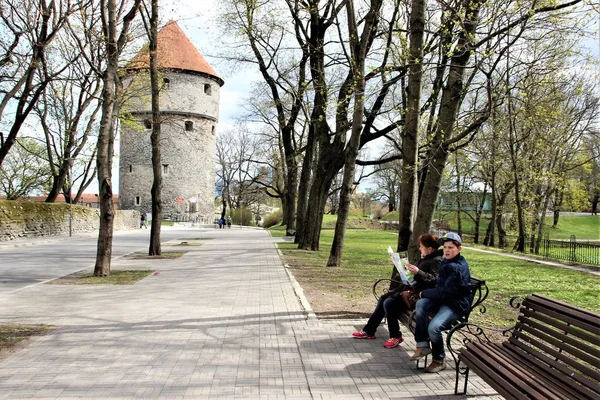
119, 21, 223, 222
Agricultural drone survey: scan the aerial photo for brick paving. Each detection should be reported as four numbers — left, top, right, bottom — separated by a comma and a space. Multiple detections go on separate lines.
0, 228, 500, 399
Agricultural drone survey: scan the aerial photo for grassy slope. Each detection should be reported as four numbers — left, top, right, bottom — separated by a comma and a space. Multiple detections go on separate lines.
383, 212, 599, 240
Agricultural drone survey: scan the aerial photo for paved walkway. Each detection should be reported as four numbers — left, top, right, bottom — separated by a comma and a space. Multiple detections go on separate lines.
0, 228, 499, 399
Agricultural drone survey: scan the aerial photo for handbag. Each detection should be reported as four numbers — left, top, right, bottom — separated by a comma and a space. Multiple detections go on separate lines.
400, 289, 419, 310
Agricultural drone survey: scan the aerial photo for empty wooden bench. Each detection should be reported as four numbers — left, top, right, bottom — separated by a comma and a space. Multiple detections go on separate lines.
453, 294, 600, 399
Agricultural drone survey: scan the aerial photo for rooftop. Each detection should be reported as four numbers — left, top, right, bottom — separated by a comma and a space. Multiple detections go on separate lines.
127, 20, 223, 86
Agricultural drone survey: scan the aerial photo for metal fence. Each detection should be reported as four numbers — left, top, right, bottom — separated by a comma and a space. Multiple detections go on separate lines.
438, 229, 600, 267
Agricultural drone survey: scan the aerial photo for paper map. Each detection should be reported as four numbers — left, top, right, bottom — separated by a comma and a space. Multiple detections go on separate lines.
388, 246, 411, 285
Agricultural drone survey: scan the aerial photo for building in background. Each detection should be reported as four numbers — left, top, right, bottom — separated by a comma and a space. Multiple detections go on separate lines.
119, 21, 223, 222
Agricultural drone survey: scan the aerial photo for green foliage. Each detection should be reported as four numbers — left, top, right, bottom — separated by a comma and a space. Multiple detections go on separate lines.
231, 207, 253, 226
0, 138, 51, 199
262, 209, 283, 228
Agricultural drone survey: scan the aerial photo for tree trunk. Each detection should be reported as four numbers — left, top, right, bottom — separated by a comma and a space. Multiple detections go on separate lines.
411, 0, 485, 258
327, 0, 378, 267
148, 0, 162, 256
294, 125, 315, 243
45, 162, 70, 202
94, 0, 142, 276
298, 161, 337, 250
495, 190, 509, 249
284, 159, 297, 235
397, 0, 426, 257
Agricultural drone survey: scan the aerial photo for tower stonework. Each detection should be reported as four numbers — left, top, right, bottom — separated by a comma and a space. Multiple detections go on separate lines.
119, 21, 223, 222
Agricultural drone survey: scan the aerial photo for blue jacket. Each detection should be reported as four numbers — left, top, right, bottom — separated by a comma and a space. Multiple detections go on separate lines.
420, 254, 471, 316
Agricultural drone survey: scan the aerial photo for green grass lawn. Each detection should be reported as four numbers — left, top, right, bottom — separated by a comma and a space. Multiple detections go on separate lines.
383, 211, 599, 240
274, 227, 599, 330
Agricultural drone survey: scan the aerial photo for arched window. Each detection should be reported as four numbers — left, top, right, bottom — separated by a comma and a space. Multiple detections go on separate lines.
204, 84, 212, 95
211, 126, 216, 135
185, 121, 193, 131
163, 77, 170, 88
143, 119, 152, 129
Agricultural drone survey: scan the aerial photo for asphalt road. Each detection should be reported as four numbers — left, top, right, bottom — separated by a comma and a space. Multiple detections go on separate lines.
0, 227, 204, 295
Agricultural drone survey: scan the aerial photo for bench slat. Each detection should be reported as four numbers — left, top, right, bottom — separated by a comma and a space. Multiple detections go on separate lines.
461, 342, 566, 399
516, 318, 600, 376
524, 295, 600, 335
460, 343, 537, 400
519, 308, 600, 358
503, 341, 600, 400
530, 294, 600, 326
507, 336, 600, 397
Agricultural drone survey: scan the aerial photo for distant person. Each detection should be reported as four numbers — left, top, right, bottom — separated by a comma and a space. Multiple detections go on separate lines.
218, 217, 225, 229
226, 216, 232, 228
140, 212, 147, 229
352, 234, 442, 349
409, 232, 471, 373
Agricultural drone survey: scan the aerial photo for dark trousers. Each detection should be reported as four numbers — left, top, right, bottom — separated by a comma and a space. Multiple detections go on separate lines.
362, 294, 408, 338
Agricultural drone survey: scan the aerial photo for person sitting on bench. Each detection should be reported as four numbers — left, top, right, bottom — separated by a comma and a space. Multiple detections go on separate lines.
409, 232, 471, 373
352, 234, 442, 349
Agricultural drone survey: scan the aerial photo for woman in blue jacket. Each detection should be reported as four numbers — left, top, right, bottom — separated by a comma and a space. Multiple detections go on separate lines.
409, 232, 471, 373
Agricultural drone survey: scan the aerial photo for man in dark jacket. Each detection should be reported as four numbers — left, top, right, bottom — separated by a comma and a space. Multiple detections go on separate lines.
409, 232, 471, 373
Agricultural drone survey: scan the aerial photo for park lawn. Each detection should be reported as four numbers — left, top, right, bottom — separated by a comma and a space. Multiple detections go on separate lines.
275, 228, 599, 330
543, 216, 600, 240
382, 212, 599, 240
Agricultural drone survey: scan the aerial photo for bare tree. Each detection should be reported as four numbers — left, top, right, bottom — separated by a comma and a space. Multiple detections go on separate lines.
138, 0, 162, 255
93, 0, 142, 276
0, 0, 83, 165
221, 0, 309, 236
0, 137, 50, 199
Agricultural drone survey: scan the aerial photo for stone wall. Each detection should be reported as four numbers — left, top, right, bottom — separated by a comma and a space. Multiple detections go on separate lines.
0, 200, 139, 242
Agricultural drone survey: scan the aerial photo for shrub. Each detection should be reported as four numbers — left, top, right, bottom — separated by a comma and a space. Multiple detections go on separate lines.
231, 208, 253, 226
262, 209, 283, 228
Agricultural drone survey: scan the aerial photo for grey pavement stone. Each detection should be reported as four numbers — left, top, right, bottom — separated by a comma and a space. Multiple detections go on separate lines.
0, 228, 501, 399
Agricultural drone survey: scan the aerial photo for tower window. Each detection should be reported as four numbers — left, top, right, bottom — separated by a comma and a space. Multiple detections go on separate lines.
135, 196, 141, 206
189, 203, 197, 213
162, 164, 170, 175
211, 126, 216, 135
204, 84, 211, 95
143, 119, 152, 129
185, 121, 193, 131
129, 165, 132, 173
163, 77, 170, 88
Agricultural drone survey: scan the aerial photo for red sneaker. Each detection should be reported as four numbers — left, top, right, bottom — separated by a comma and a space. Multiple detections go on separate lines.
383, 337, 403, 348
352, 330, 375, 339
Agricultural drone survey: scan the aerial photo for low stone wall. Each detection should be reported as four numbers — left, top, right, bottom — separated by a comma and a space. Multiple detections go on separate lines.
0, 200, 139, 242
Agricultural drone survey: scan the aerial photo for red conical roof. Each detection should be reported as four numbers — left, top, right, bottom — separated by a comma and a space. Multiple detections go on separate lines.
127, 20, 223, 85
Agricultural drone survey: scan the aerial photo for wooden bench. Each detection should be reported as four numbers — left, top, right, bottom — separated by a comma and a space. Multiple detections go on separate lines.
372, 276, 488, 367
452, 294, 600, 399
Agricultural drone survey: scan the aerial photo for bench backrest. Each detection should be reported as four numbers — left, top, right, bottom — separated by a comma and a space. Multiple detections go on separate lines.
464, 276, 488, 321
508, 294, 600, 399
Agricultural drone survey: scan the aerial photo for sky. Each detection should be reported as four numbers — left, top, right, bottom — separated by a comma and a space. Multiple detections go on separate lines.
160, 0, 255, 132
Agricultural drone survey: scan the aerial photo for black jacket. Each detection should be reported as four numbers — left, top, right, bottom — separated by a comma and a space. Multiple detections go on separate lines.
411, 249, 443, 293
420, 253, 472, 316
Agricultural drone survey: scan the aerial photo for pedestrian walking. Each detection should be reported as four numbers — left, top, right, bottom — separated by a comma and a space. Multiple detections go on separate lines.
140, 212, 147, 229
